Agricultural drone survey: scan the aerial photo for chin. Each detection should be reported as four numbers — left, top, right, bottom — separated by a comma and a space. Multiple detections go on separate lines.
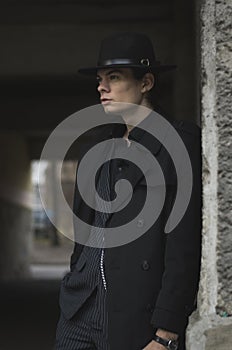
103, 101, 138, 115
103, 105, 119, 115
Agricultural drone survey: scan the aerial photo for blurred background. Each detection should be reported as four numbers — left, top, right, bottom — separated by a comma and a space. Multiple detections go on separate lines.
0, 0, 231, 349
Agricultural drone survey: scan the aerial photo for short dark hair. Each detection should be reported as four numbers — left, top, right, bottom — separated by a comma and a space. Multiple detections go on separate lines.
130, 68, 157, 109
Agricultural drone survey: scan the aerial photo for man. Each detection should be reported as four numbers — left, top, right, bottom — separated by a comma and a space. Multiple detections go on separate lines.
56, 32, 201, 350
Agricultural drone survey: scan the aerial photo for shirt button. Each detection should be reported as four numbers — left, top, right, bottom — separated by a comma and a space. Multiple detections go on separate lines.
137, 218, 144, 227
141, 260, 150, 271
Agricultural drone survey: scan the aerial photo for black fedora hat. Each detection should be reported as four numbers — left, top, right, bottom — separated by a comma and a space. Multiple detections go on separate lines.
78, 32, 176, 75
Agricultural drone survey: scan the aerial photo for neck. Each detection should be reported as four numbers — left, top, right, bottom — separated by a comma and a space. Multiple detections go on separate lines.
122, 101, 153, 136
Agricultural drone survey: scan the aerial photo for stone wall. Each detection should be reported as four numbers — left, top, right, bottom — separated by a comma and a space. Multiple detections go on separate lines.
187, 0, 232, 348
215, 0, 232, 316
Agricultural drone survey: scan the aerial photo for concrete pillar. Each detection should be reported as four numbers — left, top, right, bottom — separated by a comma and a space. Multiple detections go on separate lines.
186, 0, 232, 349
0, 133, 32, 279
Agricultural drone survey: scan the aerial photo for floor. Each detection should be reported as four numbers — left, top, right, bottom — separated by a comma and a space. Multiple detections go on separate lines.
0, 278, 62, 350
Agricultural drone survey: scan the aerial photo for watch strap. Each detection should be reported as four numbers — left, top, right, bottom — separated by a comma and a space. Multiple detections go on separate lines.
153, 334, 178, 350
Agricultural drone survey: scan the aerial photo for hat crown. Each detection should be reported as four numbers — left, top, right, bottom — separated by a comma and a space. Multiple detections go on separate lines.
98, 32, 157, 66
78, 32, 176, 75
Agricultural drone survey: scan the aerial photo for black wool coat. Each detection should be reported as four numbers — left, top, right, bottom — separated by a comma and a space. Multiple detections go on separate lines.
59, 116, 202, 350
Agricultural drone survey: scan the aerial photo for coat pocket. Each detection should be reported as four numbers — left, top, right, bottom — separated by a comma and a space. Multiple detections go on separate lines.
59, 280, 97, 320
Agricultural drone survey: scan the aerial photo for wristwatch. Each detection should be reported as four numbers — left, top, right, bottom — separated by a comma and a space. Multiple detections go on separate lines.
153, 334, 179, 350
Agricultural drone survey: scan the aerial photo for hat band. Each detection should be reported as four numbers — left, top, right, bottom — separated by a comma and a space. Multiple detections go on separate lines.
98, 58, 155, 67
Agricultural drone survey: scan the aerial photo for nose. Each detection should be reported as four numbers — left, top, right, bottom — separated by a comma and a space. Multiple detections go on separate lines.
97, 78, 110, 94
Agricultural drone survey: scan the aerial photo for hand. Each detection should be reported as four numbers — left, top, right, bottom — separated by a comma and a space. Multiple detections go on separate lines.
142, 340, 166, 350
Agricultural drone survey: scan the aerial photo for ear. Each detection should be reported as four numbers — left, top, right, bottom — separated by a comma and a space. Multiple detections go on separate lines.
141, 73, 155, 93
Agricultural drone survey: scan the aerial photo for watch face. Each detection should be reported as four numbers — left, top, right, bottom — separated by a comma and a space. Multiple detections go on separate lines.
168, 340, 178, 350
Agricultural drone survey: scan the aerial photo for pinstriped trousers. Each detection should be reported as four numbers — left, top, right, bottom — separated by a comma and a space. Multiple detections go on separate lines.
55, 271, 110, 350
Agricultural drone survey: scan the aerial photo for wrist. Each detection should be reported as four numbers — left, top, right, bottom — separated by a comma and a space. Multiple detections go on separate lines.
155, 328, 178, 341
153, 333, 179, 350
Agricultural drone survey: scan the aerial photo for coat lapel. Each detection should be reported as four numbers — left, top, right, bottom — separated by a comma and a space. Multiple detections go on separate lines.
74, 115, 165, 222
109, 135, 163, 214
75, 141, 111, 212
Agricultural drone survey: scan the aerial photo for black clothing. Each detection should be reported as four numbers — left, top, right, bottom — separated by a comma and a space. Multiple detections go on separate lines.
58, 114, 202, 350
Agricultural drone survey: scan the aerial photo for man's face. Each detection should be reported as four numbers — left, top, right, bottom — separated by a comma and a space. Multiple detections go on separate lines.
96, 68, 145, 114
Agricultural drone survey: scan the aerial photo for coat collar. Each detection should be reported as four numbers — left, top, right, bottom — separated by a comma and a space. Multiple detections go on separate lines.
106, 111, 165, 213
129, 111, 163, 155
110, 111, 163, 156
75, 111, 166, 220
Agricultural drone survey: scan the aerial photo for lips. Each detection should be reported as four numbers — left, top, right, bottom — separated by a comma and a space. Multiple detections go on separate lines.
101, 98, 113, 104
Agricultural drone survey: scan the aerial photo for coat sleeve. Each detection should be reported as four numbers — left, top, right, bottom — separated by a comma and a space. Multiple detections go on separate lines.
151, 122, 202, 335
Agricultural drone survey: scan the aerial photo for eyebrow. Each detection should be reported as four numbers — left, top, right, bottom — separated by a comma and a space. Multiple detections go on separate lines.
97, 69, 122, 79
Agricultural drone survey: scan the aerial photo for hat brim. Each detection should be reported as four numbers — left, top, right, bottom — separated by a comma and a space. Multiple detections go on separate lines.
78, 64, 177, 75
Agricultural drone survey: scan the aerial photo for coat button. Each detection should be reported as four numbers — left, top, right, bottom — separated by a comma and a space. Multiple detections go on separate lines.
137, 218, 144, 227
118, 166, 122, 172
141, 260, 150, 271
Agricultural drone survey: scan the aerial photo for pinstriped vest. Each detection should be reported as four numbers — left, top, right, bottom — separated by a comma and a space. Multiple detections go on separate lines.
74, 137, 128, 299
77, 155, 112, 294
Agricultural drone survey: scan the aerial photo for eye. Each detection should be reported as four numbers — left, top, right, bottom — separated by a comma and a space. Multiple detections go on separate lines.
109, 74, 119, 81
96, 76, 101, 84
